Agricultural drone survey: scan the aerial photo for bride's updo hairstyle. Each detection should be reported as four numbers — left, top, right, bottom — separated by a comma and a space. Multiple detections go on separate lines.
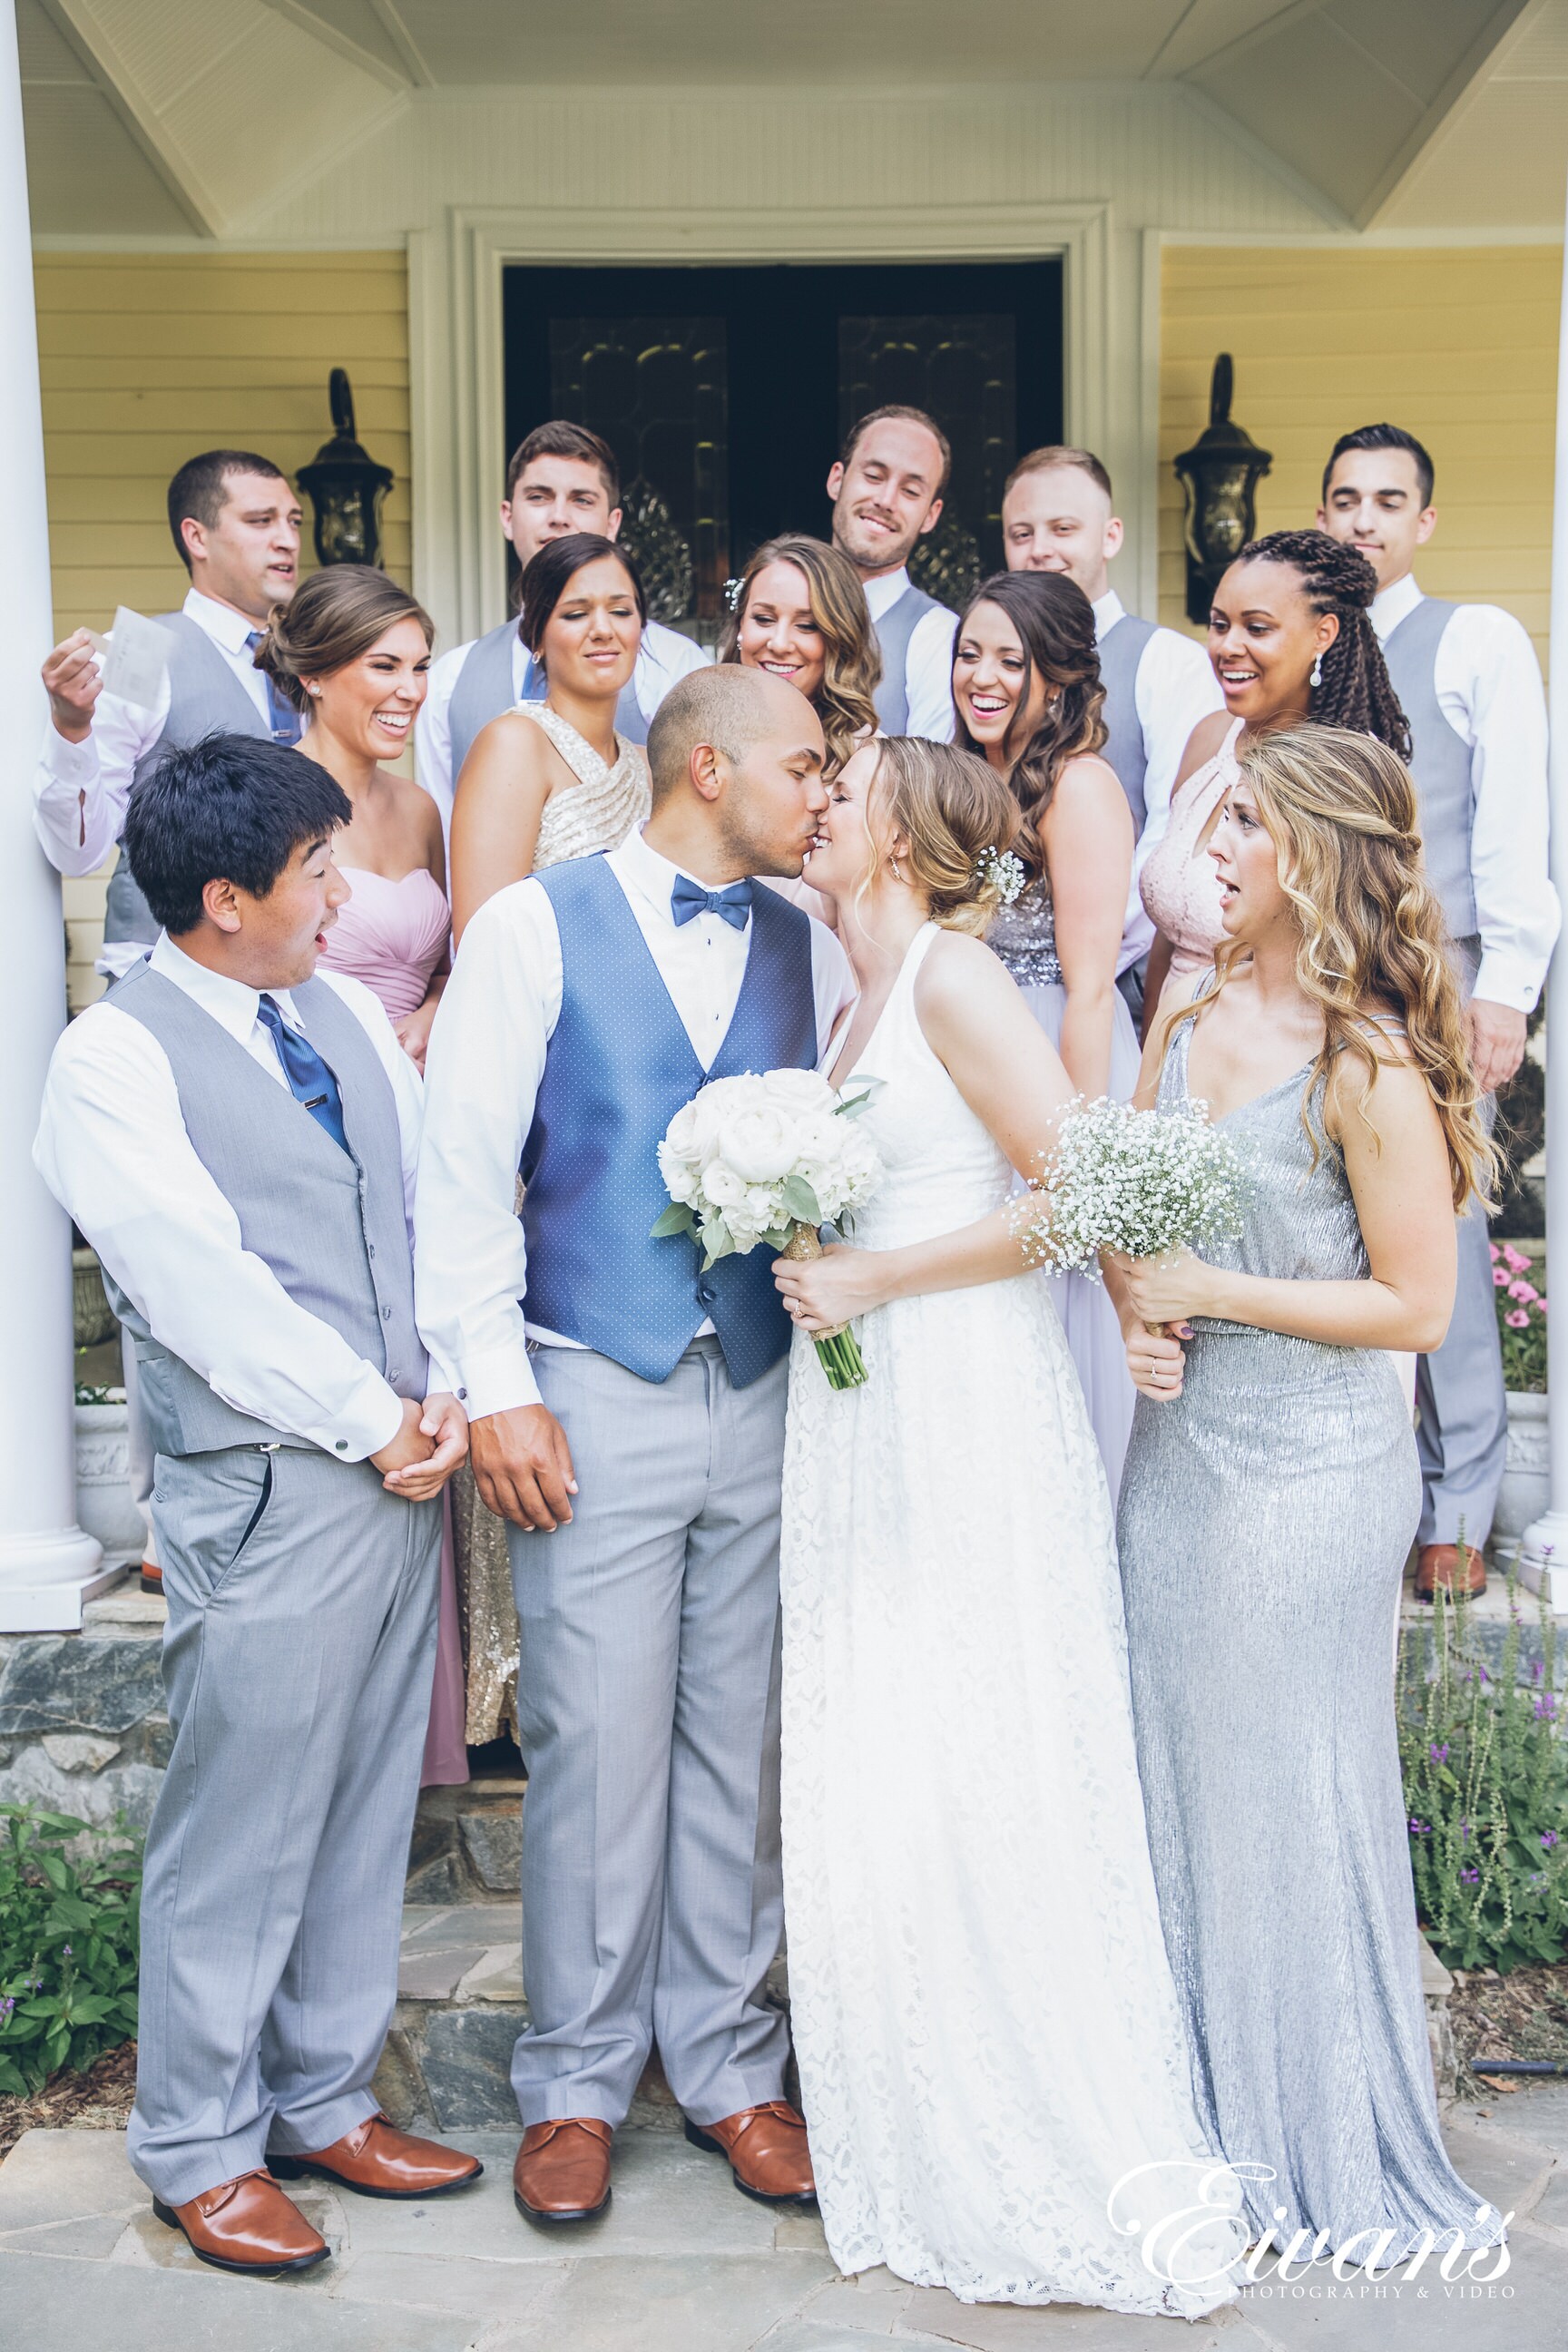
866, 736, 1019, 938
253, 564, 433, 712
517, 532, 646, 657
1181, 723, 1494, 1211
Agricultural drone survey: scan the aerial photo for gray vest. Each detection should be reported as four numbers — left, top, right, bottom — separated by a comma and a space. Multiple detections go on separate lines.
104, 615, 272, 950
871, 581, 946, 734
446, 618, 648, 788
1097, 612, 1158, 834
1380, 596, 1476, 939
99, 964, 426, 1459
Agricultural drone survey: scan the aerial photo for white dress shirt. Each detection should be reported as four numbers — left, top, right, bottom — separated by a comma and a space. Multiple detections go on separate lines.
415, 826, 856, 1420
864, 568, 958, 743
34, 590, 274, 979
416, 617, 710, 827
34, 934, 435, 1460
1093, 590, 1226, 969
1370, 573, 1558, 1011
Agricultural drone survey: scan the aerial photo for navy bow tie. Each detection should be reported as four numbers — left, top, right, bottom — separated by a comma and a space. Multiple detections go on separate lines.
671, 875, 753, 931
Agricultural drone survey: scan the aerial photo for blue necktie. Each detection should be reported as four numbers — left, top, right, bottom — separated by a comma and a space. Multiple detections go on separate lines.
246, 629, 305, 746
671, 875, 753, 931
257, 995, 351, 1156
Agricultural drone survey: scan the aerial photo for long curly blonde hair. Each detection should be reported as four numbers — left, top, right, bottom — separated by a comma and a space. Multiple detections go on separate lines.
720, 534, 882, 775
1168, 725, 1495, 1210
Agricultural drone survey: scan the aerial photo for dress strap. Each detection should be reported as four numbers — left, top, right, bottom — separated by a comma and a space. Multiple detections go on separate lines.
510, 701, 614, 789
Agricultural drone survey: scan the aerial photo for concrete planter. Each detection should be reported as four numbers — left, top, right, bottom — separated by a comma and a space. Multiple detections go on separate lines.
74, 1398, 144, 1564
1494, 1389, 1549, 1544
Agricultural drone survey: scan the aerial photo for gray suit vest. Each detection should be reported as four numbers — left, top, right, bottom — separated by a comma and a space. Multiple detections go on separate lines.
871, 582, 945, 734
100, 964, 426, 1458
1097, 612, 1158, 834
1380, 596, 1476, 939
105, 615, 272, 950
446, 618, 649, 787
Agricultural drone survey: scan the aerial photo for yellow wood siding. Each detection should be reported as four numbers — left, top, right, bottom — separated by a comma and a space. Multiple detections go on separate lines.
1159, 247, 1560, 668
34, 250, 409, 1004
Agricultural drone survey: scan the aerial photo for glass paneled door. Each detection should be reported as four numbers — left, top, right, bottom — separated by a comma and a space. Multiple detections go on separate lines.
504, 260, 1064, 637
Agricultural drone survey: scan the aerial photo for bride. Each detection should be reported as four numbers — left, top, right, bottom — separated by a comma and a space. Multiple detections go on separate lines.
771, 736, 1238, 2317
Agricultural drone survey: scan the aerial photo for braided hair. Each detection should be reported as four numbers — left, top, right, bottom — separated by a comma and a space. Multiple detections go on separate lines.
1237, 529, 1409, 758
952, 570, 1107, 878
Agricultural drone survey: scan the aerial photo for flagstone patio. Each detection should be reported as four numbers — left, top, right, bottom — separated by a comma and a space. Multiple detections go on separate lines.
4, 2088, 1568, 2352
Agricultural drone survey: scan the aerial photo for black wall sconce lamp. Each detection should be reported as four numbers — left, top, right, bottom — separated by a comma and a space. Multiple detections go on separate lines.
1173, 354, 1272, 626
298, 368, 396, 568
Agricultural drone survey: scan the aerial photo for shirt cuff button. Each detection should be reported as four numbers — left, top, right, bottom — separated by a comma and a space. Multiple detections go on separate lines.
335, 1438, 348, 1451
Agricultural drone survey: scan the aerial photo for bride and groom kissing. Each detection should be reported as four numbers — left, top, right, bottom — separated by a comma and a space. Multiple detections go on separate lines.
40, 656, 1496, 2306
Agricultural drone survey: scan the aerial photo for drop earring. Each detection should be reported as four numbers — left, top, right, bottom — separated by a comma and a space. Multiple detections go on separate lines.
1309, 653, 1324, 689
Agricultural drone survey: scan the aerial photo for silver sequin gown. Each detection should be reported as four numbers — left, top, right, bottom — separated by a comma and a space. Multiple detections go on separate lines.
1116, 1016, 1503, 2258
989, 878, 1142, 1496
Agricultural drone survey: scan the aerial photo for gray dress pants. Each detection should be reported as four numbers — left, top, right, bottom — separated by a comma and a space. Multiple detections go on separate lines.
1416, 937, 1508, 1551
507, 1339, 791, 2131
128, 1442, 441, 2206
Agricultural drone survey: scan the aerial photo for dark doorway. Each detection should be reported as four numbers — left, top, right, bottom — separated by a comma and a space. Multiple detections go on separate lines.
502, 260, 1064, 632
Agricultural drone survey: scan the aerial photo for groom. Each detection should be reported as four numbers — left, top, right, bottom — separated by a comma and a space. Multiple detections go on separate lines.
416, 665, 853, 2223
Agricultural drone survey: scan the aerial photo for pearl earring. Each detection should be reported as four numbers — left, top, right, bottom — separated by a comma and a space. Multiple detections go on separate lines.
307, 683, 321, 697
1309, 654, 1323, 689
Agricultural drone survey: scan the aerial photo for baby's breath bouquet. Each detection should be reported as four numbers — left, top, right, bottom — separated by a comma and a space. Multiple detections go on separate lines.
652, 1069, 882, 1389
1025, 1097, 1247, 1284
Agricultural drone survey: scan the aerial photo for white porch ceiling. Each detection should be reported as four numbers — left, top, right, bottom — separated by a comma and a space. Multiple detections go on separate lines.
16, 0, 1565, 238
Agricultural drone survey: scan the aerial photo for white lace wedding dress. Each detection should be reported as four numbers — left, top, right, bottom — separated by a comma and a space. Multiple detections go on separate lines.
779, 923, 1239, 2318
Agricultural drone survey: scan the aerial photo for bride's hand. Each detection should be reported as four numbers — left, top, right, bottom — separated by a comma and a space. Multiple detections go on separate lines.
772, 1244, 888, 1333
1123, 1323, 1188, 1403
1109, 1245, 1220, 1328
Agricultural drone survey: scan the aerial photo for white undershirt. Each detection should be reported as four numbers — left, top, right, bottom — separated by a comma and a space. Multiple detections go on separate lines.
415, 826, 856, 1419
34, 934, 434, 1460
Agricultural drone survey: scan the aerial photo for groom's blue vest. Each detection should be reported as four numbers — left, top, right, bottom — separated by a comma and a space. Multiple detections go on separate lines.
521, 857, 817, 1387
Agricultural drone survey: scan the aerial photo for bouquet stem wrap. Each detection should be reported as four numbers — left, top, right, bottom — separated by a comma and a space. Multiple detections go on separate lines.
781, 1222, 868, 1391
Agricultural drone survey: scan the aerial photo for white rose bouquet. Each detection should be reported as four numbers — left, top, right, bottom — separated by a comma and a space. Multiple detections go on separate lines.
1024, 1097, 1247, 1285
652, 1068, 882, 1390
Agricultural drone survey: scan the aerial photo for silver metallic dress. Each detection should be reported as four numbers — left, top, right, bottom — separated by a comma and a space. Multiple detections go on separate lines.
1117, 1014, 1503, 2258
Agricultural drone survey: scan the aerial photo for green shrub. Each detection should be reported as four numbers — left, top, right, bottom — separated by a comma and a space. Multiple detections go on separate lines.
1399, 1573, 1568, 1971
0, 1806, 142, 2096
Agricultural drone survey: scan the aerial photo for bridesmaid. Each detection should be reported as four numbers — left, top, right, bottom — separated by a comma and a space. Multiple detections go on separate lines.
1140, 529, 1408, 1031
446, 534, 652, 1749
952, 568, 1140, 1496
1110, 726, 1503, 2259
449, 533, 651, 944
720, 533, 881, 926
255, 565, 466, 1787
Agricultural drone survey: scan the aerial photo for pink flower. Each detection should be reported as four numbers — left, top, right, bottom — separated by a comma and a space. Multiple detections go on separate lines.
1490, 1241, 1503, 1262
1510, 1281, 1540, 1304
1494, 1267, 1512, 1287
1504, 1245, 1532, 1274
1506, 1308, 1531, 1329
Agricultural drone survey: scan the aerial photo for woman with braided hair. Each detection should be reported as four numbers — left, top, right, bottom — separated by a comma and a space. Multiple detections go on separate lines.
1139, 529, 1407, 1028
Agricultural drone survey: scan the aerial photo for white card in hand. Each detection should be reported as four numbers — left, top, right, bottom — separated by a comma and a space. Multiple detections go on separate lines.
87, 607, 173, 712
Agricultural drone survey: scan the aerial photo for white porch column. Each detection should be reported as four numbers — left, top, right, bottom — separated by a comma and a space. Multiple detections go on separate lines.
1520, 191, 1568, 1612
0, 0, 104, 1631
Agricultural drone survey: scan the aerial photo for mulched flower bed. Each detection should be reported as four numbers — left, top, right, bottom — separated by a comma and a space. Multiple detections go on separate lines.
0, 2040, 137, 2161
1451, 1964, 1568, 2101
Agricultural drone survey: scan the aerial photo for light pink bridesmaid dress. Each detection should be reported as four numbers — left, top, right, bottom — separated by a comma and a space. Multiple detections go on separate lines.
319, 863, 469, 1788
1139, 716, 1243, 999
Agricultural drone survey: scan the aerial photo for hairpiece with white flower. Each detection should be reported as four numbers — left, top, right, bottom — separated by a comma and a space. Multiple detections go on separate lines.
975, 847, 1026, 907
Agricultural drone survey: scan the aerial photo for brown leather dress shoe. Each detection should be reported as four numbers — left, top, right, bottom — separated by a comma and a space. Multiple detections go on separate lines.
152, 2168, 328, 2275
139, 1559, 162, 1596
513, 2118, 613, 2225
1416, 1540, 1486, 1600
270, 2112, 482, 2199
684, 2101, 817, 2207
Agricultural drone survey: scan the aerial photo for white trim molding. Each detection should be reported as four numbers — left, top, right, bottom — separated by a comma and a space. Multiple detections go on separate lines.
414, 200, 1117, 646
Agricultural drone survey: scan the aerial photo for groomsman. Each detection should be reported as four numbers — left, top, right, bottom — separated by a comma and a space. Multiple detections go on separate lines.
34, 448, 305, 1595
34, 735, 476, 2276
34, 450, 306, 983
1003, 446, 1221, 1010
827, 405, 957, 740
1319, 422, 1560, 1596
416, 420, 710, 824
